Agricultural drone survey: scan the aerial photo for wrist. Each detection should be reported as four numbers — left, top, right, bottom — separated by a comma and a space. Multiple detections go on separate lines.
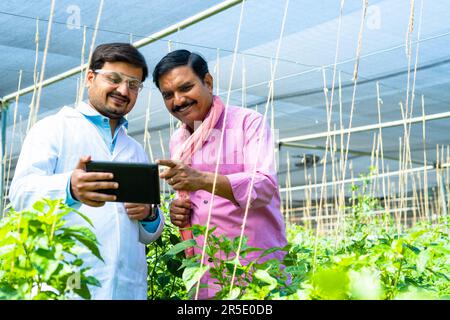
201, 172, 212, 192
143, 205, 159, 222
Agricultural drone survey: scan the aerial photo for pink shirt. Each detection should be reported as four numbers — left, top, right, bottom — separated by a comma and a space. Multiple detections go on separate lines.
170, 105, 287, 265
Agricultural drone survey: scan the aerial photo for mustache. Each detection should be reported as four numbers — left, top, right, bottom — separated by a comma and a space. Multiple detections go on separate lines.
173, 100, 195, 113
108, 91, 130, 103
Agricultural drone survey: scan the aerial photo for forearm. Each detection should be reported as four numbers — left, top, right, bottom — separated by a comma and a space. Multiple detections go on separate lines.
200, 172, 237, 204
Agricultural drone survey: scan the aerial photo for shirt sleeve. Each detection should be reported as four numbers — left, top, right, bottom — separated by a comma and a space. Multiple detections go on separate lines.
225, 113, 279, 210
138, 208, 165, 244
65, 175, 80, 207
139, 209, 161, 233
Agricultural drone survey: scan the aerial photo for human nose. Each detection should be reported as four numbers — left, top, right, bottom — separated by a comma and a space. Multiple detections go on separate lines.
173, 91, 186, 106
116, 80, 130, 96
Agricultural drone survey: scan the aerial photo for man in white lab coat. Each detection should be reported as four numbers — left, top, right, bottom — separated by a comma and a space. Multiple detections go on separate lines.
9, 43, 163, 299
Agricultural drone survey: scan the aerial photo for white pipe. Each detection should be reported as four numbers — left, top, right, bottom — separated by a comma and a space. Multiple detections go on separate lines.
1, 0, 243, 103
278, 111, 450, 144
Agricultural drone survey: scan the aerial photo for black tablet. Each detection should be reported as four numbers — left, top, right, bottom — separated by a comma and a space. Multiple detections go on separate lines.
85, 161, 160, 204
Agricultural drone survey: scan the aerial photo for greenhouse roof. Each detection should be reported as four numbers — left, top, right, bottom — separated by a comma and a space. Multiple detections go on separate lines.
1, 0, 450, 200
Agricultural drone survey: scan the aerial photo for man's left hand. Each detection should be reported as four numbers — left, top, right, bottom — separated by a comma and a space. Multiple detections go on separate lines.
125, 203, 150, 220
157, 159, 205, 191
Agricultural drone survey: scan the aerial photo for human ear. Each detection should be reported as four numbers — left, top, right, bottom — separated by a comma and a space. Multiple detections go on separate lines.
204, 73, 213, 94
85, 69, 96, 89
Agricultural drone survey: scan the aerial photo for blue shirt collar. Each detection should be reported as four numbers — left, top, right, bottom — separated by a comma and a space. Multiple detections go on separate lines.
76, 101, 129, 130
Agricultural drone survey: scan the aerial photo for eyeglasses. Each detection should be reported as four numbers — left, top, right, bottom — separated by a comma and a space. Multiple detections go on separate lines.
93, 69, 144, 92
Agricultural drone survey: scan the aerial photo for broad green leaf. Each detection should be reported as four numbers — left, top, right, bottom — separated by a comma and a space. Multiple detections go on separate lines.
254, 269, 277, 291
73, 282, 91, 300
169, 233, 181, 245
84, 275, 101, 287
166, 258, 183, 277
162, 239, 196, 257
224, 287, 241, 300
312, 268, 349, 300
61, 226, 97, 243
417, 250, 430, 273
32, 201, 46, 213
157, 275, 171, 287
70, 209, 95, 228
71, 235, 103, 262
182, 264, 209, 293
35, 248, 56, 260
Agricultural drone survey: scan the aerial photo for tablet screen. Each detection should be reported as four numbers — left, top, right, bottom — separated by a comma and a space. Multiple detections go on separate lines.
85, 161, 160, 204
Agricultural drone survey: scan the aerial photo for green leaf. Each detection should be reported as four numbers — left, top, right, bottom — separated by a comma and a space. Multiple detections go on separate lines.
417, 250, 430, 273
166, 258, 183, 278
83, 275, 102, 288
284, 265, 307, 275
61, 226, 97, 242
254, 269, 277, 291
312, 268, 349, 300
73, 283, 92, 300
66, 232, 103, 262
169, 233, 181, 245
32, 200, 46, 213
224, 287, 241, 300
182, 264, 209, 293
162, 239, 196, 257
157, 275, 171, 287
70, 209, 95, 228
35, 248, 56, 260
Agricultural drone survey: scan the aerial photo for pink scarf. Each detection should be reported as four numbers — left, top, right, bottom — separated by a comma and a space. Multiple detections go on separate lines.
171, 95, 225, 257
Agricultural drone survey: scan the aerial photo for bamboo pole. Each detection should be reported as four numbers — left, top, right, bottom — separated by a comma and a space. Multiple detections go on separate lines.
2, 71, 22, 210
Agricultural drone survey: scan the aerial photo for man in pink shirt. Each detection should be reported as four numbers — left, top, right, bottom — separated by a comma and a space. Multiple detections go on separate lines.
153, 49, 287, 299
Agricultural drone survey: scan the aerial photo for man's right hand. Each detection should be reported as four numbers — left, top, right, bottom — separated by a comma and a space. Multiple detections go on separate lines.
170, 198, 192, 227
70, 156, 118, 207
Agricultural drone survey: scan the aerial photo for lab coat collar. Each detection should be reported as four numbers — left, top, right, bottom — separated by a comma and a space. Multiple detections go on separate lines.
76, 101, 129, 130
62, 103, 130, 158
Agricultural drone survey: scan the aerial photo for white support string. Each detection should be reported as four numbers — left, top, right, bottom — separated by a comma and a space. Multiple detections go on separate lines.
194, 0, 247, 300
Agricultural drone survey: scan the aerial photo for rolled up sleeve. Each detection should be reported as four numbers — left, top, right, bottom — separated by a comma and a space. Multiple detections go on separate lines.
227, 171, 277, 209
225, 112, 279, 210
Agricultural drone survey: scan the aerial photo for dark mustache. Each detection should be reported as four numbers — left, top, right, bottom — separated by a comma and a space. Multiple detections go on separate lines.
108, 92, 130, 103
173, 101, 195, 112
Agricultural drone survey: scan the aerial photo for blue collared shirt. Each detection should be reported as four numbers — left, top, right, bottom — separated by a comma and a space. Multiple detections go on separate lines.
78, 101, 129, 154
65, 102, 160, 232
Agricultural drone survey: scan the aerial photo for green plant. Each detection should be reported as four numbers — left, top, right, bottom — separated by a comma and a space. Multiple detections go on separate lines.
146, 194, 188, 300
0, 199, 102, 299
147, 170, 449, 300
281, 170, 450, 300
161, 223, 289, 300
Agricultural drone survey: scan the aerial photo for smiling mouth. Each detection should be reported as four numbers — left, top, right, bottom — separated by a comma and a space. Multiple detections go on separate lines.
109, 93, 129, 105
174, 101, 195, 113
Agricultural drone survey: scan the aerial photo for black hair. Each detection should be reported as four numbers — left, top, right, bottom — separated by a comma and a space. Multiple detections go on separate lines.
89, 42, 148, 81
152, 49, 209, 89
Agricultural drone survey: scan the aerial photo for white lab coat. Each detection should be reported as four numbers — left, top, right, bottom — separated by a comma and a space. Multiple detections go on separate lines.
9, 103, 164, 300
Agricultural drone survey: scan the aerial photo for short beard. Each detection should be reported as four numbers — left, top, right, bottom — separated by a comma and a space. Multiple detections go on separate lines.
98, 105, 128, 119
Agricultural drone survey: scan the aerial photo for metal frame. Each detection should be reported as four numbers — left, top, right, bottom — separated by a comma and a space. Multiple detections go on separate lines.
0, 0, 244, 103
0, 0, 244, 212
